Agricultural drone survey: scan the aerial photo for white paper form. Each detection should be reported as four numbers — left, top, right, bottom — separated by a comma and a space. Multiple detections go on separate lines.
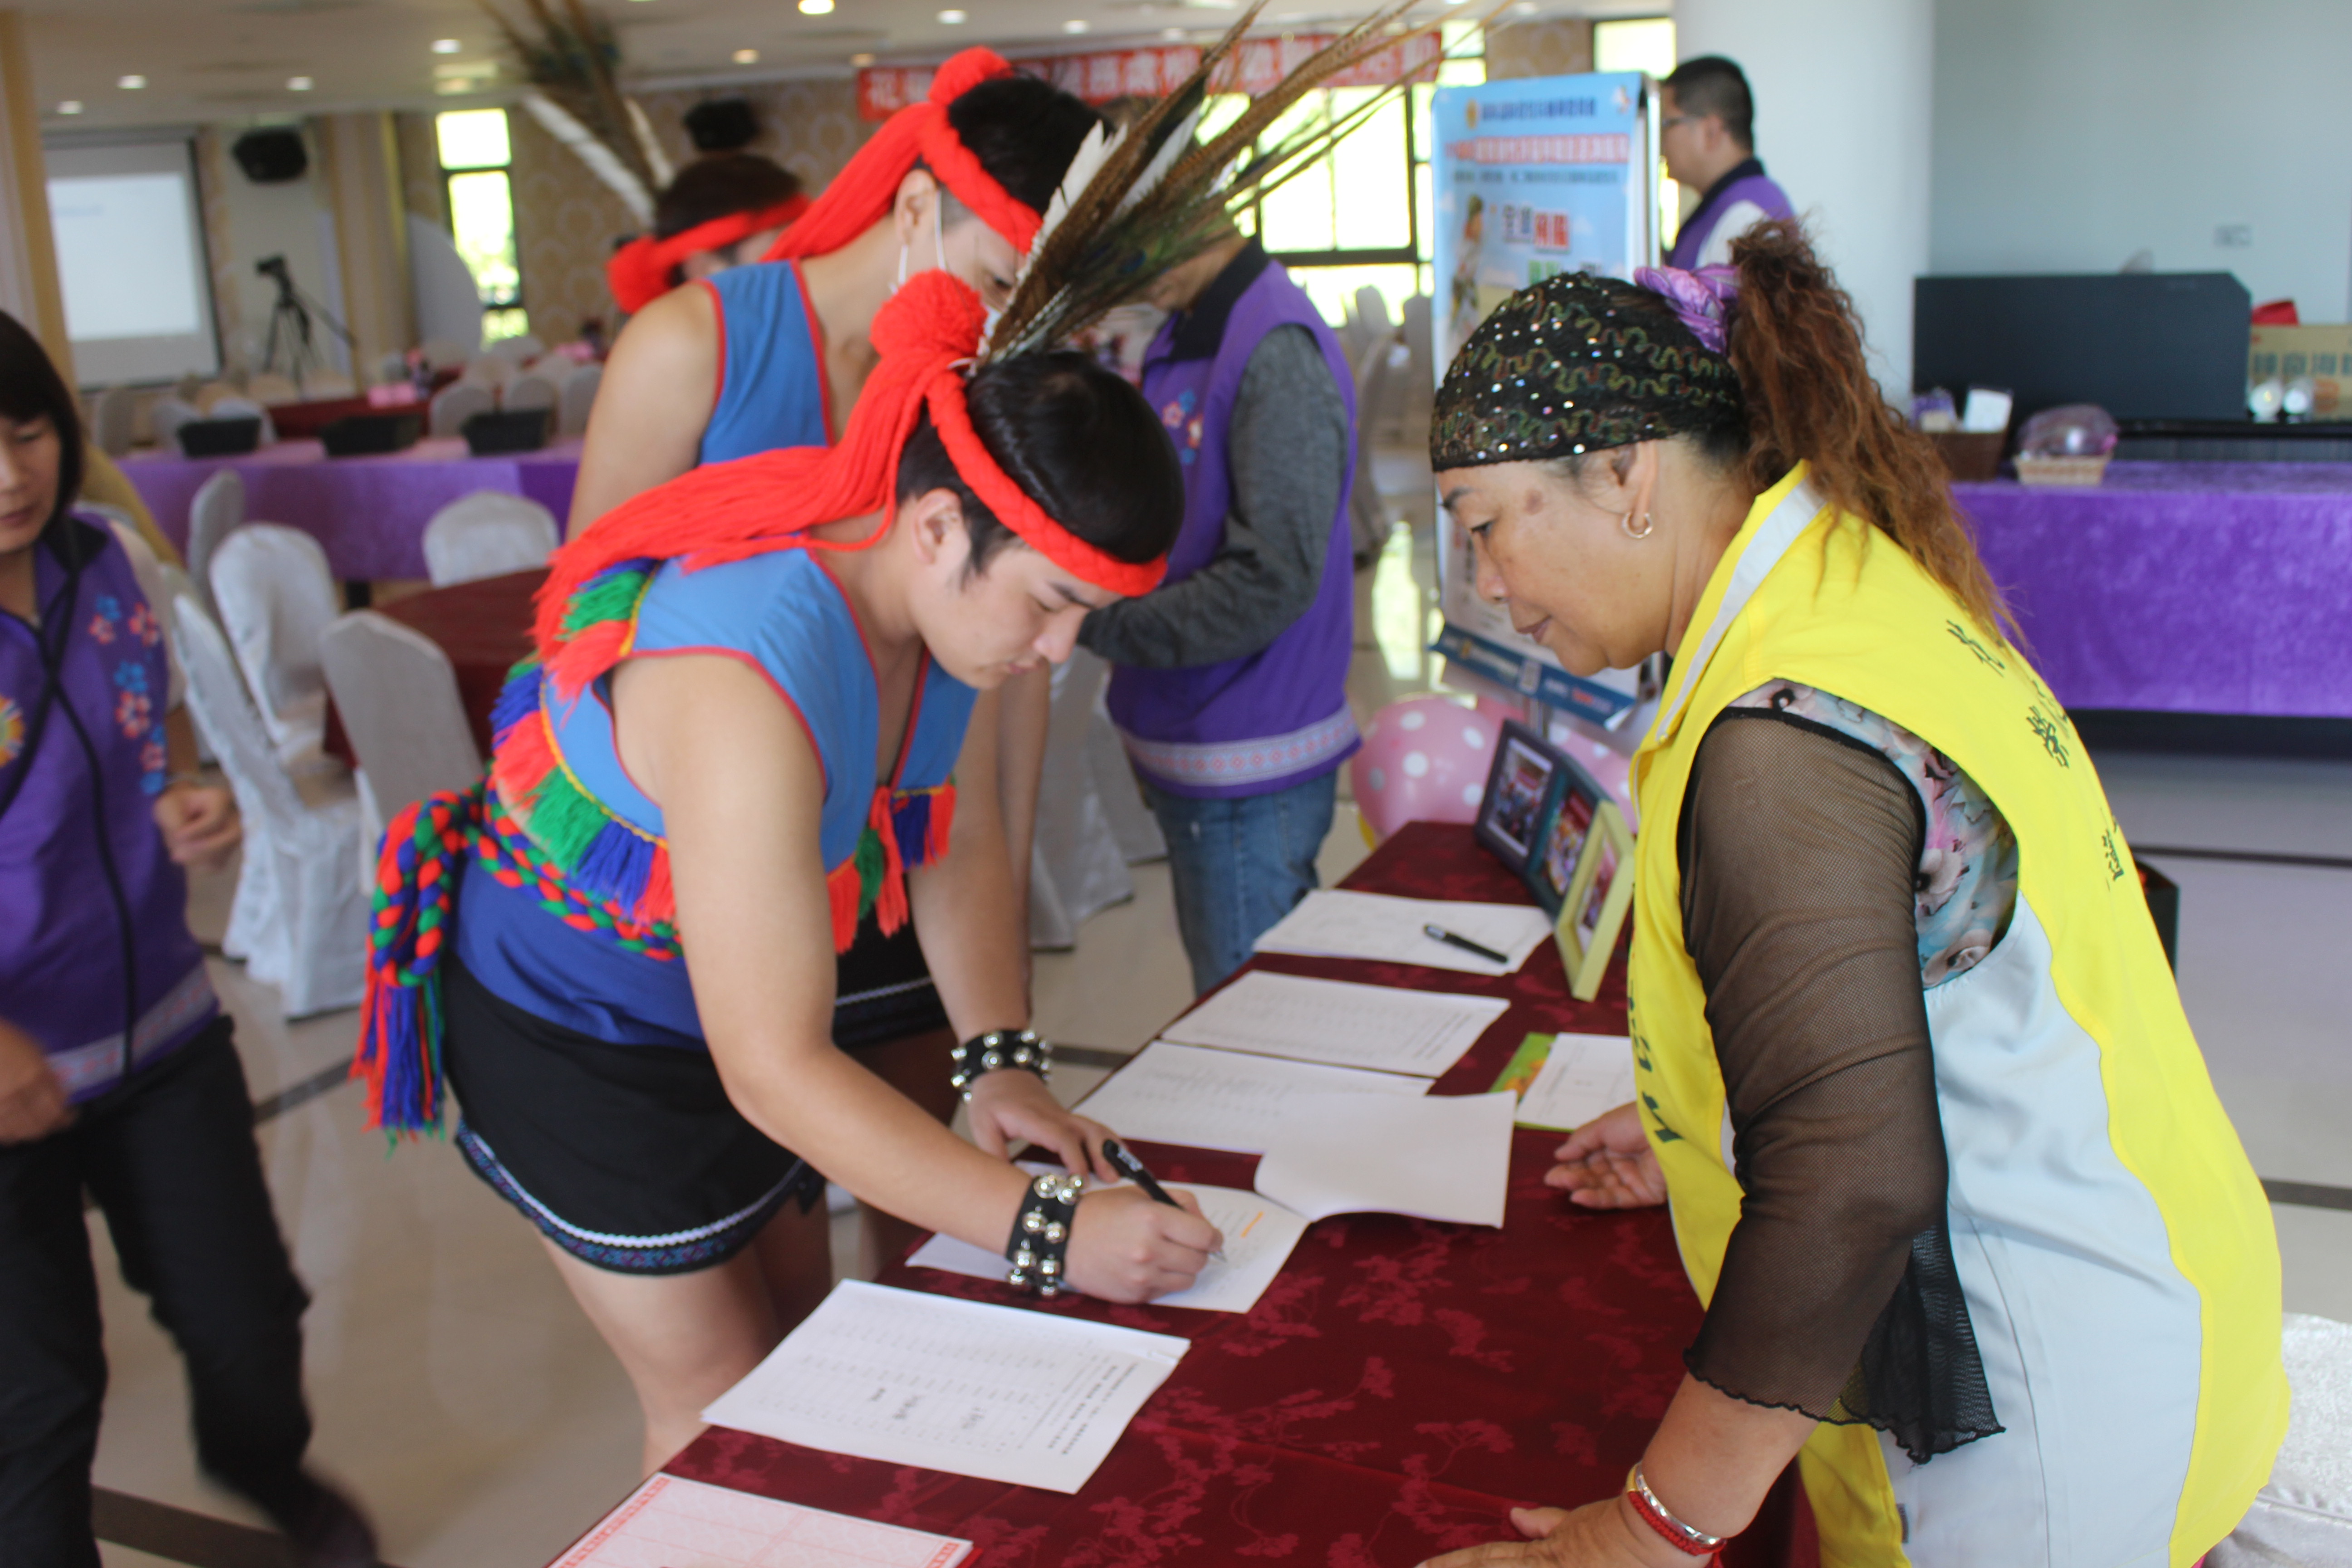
1254, 1091, 1517, 1227
1160, 970, 1508, 1078
551, 1474, 971, 1568
1512, 1033, 1636, 1132
1252, 889, 1554, 975
700, 1281, 1186, 1494
906, 1185, 1310, 1314
1075, 1039, 1428, 1156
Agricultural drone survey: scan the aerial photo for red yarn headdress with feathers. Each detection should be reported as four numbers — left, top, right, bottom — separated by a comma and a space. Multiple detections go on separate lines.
603, 194, 812, 314
760, 49, 1042, 265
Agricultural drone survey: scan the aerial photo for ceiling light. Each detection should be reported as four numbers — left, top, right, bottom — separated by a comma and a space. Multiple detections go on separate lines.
1161, 26, 1186, 39
797, 0, 834, 13
288, 75, 314, 90
1062, 17, 1089, 32
118, 74, 147, 89
732, 47, 758, 62
849, 52, 876, 65
58, 100, 84, 115
432, 38, 461, 54
436, 77, 475, 94
937, 7, 967, 20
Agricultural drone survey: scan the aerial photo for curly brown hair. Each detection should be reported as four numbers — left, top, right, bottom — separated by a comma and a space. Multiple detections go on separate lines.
1725, 220, 2011, 639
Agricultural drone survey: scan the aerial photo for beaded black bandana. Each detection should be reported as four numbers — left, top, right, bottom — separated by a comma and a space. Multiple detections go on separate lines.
1428, 270, 1745, 471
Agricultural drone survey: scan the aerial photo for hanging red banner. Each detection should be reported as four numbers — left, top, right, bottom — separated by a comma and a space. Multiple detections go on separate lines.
856, 32, 1442, 121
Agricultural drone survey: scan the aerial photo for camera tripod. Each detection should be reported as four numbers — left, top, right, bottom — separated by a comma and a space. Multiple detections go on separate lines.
255, 254, 355, 392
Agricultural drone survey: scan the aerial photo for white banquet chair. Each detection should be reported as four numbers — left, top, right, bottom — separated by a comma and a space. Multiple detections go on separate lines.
172, 593, 366, 1016
184, 469, 245, 619
461, 354, 515, 392
208, 524, 338, 766
89, 386, 136, 456
429, 380, 496, 439
421, 491, 559, 586
488, 333, 545, 364
501, 373, 558, 414
320, 611, 482, 879
557, 362, 602, 437
147, 396, 204, 452
206, 395, 277, 446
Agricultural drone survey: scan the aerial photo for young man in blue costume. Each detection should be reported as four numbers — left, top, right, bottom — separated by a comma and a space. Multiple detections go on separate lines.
568, 49, 1108, 1271
360, 273, 1222, 1474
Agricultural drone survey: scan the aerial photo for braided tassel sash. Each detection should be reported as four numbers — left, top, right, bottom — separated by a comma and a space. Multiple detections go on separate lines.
353, 788, 478, 1139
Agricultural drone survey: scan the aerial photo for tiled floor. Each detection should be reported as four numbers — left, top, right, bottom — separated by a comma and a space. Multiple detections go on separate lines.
87, 539, 2352, 1565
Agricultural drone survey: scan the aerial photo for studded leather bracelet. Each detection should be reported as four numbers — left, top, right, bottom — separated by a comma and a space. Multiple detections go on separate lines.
950, 1028, 1051, 1100
1005, 1171, 1084, 1296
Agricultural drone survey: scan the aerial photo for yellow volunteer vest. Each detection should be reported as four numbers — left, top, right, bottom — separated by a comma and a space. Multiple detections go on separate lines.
1628, 466, 2284, 1568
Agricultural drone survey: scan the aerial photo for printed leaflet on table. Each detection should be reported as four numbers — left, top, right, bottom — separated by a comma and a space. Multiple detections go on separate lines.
1254, 1091, 1517, 1227
1160, 969, 1509, 1076
1075, 1039, 1429, 1156
1490, 1031, 1637, 1131
1252, 889, 1554, 975
549, 1474, 970, 1568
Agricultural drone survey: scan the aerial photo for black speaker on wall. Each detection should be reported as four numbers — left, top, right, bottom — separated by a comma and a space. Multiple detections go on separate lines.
231, 127, 308, 184
684, 98, 758, 152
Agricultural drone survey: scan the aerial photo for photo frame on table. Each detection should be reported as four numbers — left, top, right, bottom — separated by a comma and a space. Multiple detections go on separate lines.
1555, 799, 1636, 1002
1527, 758, 1610, 918
1474, 720, 1566, 877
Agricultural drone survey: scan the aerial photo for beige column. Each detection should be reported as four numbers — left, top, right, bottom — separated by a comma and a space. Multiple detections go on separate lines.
314, 110, 413, 385
1484, 18, 1594, 81
0, 10, 71, 381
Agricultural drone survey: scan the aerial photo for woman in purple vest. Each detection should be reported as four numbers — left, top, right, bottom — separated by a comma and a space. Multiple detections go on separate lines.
0, 315, 375, 1566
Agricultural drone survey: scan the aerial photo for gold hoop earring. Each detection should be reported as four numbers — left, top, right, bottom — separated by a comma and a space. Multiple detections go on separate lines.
1622, 510, 1655, 540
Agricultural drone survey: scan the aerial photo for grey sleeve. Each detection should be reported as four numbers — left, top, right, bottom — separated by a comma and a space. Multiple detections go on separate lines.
1079, 325, 1349, 670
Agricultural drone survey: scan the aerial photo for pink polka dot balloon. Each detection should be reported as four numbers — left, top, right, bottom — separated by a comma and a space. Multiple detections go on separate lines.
1351, 695, 1502, 842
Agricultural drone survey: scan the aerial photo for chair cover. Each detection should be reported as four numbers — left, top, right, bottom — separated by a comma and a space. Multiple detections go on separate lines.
147, 396, 204, 451
185, 469, 245, 618
429, 381, 495, 439
557, 363, 602, 437
1026, 648, 1163, 949
488, 333, 545, 364
501, 373, 559, 413
461, 355, 515, 391
207, 395, 277, 445
320, 611, 482, 882
420, 491, 559, 586
207, 524, 338, 766
89, 386, 135, 456
2210, 1313, 2352, 1567
171, 593, 366, 1016
418, 338, 474, 372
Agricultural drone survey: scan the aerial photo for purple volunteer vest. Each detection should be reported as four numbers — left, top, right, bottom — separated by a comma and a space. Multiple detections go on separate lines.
1665, 157, 1795, 271
1107, 259, 1360, 799
0, 518, 216, 1102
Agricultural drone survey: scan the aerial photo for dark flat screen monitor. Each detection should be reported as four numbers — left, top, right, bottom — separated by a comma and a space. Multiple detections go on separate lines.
1911, 273, 2250, 422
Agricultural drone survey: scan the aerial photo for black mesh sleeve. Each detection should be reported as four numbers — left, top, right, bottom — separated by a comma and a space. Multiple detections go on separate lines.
1676, 709, 2001, 1463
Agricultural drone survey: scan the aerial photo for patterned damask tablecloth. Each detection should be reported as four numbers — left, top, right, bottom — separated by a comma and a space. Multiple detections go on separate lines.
641, 823, 1818, 1568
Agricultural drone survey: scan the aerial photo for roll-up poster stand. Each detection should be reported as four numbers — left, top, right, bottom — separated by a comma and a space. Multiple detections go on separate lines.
1429, 72, 1661, 752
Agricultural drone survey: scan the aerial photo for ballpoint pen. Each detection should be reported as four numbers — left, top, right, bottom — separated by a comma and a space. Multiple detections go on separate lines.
1422, 922, 1510, 964
1102, 1138, 1223, 1259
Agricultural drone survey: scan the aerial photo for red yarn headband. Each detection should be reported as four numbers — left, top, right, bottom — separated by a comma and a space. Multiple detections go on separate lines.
605, 195, 813, 313
538, 271, 1162, 685
759, 48, 1042, 264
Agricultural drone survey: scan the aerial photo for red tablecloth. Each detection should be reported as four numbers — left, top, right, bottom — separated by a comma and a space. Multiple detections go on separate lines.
635, 823, 1817, 1568
321, 567, 540, 767
117, 436, 580, 583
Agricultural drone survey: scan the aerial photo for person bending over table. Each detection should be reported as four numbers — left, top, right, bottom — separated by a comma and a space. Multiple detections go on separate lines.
602, 152, 811, 318
360, 274, 1221, 1474
0, 312, 377, 1567
1418, 228, 2283, 1568
568, 53, 1103, 1270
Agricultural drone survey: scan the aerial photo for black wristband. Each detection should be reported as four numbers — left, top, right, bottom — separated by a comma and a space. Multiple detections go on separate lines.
1005, 1170, 1085, 1296
951, 1029, 1051, 1100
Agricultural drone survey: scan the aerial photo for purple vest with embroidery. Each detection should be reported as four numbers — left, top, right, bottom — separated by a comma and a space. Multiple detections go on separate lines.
1666, 159, 1795, 270
0, 519, 216, 1102
1107, 262, 1360, 799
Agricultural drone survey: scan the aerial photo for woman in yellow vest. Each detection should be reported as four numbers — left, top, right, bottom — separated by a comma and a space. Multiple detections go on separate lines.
1418, 225, 2283, 1568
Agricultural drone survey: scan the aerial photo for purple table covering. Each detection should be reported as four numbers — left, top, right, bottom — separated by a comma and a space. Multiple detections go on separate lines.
117, 436, 582, 582
1954, 461, 2352, 720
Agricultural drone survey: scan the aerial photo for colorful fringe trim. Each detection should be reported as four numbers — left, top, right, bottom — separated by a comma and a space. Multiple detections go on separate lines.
353, 788, 479, 1140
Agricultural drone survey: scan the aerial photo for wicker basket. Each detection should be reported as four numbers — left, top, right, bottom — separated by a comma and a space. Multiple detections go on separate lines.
1926, 431, 2006, 482
2014, 454, 2110, 486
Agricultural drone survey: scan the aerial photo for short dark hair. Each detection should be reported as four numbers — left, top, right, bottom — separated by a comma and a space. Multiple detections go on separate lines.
896, 351, 1183, 580
653, 152, 804, 240
0, 310, 85, 532
1663, 56, 1756, 150
942, 75, 1107, 216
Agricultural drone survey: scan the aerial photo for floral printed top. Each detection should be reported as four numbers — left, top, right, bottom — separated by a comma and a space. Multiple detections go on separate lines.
1729, 681, 2019, 987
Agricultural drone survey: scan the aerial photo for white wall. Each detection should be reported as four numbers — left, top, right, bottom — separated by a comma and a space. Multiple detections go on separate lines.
1931, 0, 2352, 322
1676, 0, 1936, 396
213, 125, 351, 377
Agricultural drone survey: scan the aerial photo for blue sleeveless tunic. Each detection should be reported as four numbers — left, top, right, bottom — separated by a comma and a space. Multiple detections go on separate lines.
697, 262, 832, 465
455, 549, 977, 1047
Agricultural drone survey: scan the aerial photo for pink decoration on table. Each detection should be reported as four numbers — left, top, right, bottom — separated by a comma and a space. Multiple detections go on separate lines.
1350, 695, 1502, 842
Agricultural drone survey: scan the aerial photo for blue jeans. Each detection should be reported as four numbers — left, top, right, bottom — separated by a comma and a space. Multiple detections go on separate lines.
1144, 769, 1338, 995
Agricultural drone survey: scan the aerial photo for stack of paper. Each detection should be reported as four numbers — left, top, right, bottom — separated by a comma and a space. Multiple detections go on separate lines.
1252, 890, 1554, 975
1253, 1091, 1518, 1227
908, 1184, 1310, 1314
1507, 1032, 1637, 1132
1075, 1040, 1426, 1156
1161, 970, 1509, 1077
551, 1474, 971, 1567
701, 1281, 1186, 1494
